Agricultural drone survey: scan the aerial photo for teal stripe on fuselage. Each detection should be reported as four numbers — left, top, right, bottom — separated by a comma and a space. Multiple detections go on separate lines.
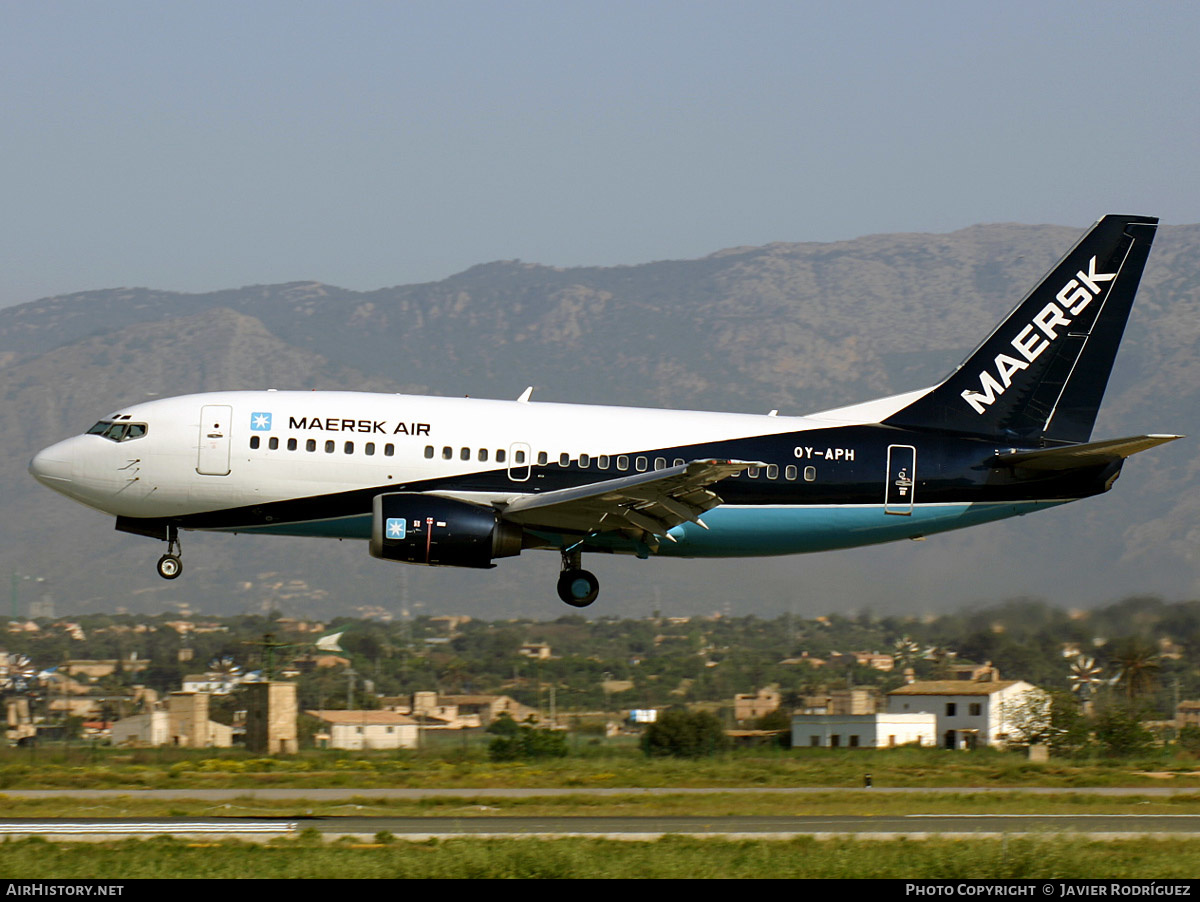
218, 500, 1066, 557
651, 501, 1066, 557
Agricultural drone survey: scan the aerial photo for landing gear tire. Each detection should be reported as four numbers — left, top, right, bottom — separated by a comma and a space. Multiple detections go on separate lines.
557, 568, 599, 607
156, 554, 182, 580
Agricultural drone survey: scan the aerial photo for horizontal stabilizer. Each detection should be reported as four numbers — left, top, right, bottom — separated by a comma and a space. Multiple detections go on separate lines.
988, 434, 1182, 471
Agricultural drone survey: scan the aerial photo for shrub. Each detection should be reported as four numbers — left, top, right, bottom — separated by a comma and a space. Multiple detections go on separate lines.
487, 726, 569, 761
640, 709, 730, 758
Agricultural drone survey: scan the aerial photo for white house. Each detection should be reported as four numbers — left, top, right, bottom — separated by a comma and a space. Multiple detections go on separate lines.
110, 708, 233, 747
791, 713, 937, 749
308, 710, 419, 750
886, 679, 1045, 749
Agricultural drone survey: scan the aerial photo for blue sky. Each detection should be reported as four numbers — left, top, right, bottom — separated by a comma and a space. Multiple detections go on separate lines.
2, 0, 1197, 307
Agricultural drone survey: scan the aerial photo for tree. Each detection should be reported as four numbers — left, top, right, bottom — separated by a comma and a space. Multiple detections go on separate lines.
999, 689, 1055, 749
1092, 703, 1155, 758
755, 708, 792, 749
1108, 637, 1161, 703
640, 708, 729, 758
487, 725, 568, 761
486, 712, 519, 737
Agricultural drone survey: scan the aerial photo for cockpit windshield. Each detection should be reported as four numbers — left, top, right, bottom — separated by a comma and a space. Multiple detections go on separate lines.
86, 421, 148, 442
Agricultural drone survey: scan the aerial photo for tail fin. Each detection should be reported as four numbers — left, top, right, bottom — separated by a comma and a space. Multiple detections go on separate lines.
884, 214, 1158, 443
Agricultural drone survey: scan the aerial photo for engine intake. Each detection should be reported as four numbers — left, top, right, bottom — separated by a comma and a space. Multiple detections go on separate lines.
369, 493, 523, 569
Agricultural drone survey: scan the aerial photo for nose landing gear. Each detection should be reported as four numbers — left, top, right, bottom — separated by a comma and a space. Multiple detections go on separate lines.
156, 525, 183, 580
557, 546, 599, 607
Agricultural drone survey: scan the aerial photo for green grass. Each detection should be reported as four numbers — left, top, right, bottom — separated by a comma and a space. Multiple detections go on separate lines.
1, 834, 1199, 879
3, 790, 1200, 820
1, 745, 1198, 790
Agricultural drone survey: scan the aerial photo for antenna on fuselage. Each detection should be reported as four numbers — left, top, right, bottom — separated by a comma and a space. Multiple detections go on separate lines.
516, 386, 534, 403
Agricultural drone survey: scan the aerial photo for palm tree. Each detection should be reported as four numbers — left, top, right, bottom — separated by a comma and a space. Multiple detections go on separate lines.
1107, 637, 1160, 703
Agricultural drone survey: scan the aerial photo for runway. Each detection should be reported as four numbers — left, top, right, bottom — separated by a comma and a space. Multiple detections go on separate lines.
4, 788, 1199, 840
3, 813, 1200, 841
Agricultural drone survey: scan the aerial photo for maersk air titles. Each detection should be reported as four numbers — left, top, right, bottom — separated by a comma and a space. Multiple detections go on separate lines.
29, 215, 1180, 607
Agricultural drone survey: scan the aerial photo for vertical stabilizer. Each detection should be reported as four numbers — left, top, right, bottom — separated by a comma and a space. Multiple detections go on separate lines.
884, 215, 1157, 442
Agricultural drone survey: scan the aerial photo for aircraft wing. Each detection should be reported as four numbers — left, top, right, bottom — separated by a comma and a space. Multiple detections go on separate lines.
499, 459, 763, 540
987, 434, 1183, 471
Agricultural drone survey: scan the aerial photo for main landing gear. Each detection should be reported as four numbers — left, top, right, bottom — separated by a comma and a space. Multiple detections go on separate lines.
156, 525, 183, 580
557, 547, 599, 608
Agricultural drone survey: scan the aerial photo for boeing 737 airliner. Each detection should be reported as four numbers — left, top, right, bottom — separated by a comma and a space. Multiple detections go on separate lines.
29, 215, 1180, 607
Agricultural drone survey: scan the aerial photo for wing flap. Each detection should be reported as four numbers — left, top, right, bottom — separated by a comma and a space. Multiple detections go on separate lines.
501, 459, 762, 538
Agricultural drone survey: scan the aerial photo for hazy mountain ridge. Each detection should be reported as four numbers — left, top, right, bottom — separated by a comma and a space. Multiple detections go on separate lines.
3, 222, 1198, 618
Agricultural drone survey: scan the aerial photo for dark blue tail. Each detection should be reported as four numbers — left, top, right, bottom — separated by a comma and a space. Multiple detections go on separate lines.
884, 215, 1158, 443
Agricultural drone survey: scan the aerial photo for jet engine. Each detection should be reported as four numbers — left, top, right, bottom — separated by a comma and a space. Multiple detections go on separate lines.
369, 493, 523, 569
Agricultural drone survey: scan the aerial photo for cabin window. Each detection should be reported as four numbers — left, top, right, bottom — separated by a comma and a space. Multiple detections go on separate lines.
442, 446, 452, 460
766, 464, 778, 479
344, 441, 354, 454
804, 466, 816, 482
579, 453, 590, 468
537, 451, 548, 466
597, 455, 610, 470
325, 440, 335, 453
616, 455, 629, 471
424, 446, 434, 459
269, 437, 279, 450
635, 456, 648, 471
559, 453, 570, 467
785, 465, 797, 480
514, 450, 526, 464
654, 457, 667, 470
384, 444, 395, 457
673, 458, 685, 467
496, 449, 506, 463
365, 442, 375, 455
288, 438, 298, 451
306, 439, 316, 452
478, 448, 488, 462
747, 466, 760, 478
460, 447, 470, 461
249, 436, 260, 450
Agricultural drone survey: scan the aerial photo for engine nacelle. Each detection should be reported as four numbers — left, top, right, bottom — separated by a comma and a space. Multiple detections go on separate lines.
369, 493, 523, 569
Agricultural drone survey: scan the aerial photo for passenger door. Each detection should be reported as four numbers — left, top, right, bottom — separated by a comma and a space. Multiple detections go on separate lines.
197, 405, 233, 476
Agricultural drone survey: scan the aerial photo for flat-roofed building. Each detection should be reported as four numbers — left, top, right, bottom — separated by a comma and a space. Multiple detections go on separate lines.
791, 713, 936, 749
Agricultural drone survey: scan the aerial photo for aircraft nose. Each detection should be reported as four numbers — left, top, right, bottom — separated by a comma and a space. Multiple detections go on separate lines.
29, 443, 75, 487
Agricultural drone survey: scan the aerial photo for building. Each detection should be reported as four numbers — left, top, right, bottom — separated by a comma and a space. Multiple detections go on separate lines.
308, 710, 419, 750
801, 687, 879, 715
734, 687, 780, 722
245, 682, 298, 754
381, 692, 538, 728
886, 677, 1044, 749
791, 713, 937, 748
110, 693, 233, 748
1176, 700, 1200, 728
827, 651, 895, 672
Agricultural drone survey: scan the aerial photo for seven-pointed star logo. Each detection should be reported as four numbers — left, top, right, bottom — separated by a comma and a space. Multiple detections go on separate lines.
386, 518, 406, 539
250, 412, 272, 431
